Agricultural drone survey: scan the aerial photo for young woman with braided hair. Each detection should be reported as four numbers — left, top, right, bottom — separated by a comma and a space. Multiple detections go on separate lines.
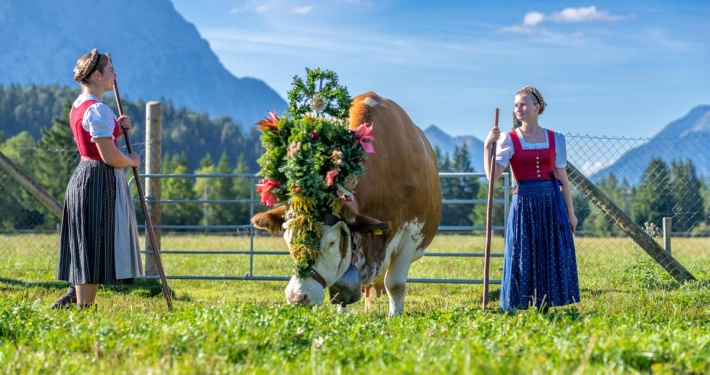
51, 48, 143, 309
484, 86, 580, 311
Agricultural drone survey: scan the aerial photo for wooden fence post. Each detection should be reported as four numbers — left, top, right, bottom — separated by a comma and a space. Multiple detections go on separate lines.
144, 101, 162, 275
567, 163, 694, 283
663, 217, 672, 255
0, 150, 62, 219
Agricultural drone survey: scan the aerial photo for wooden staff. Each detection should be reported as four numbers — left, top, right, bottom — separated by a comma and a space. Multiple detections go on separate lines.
108, 54, 172, 309
482, 108, 499, 310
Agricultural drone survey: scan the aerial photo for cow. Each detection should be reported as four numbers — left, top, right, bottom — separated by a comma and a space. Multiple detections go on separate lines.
251, 92, 442, 316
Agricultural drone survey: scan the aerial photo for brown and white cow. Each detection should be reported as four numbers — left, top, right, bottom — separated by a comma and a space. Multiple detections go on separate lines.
251, 92, 442, 316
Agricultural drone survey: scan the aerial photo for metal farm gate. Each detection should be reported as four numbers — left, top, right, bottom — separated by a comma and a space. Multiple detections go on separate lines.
131, 172, 512, 286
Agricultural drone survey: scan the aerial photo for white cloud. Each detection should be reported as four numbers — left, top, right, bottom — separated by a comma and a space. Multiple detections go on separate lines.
293, 6, 312, 14
523, 11, 545, 26
230, 1, 270, 14
548, 6, 624, 23
502, 6, 630, 34
500, 25, 535, 34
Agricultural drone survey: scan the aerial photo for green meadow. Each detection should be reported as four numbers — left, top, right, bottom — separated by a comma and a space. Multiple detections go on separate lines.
1, 234, 709, 374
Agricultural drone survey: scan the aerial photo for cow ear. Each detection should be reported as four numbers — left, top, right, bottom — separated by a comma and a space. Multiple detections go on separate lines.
251, 206, 287, 233
349, 214, 391, 236
341, 202, 391, 235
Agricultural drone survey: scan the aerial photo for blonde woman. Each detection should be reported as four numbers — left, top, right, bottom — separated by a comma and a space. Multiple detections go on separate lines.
484, 86, 580, 312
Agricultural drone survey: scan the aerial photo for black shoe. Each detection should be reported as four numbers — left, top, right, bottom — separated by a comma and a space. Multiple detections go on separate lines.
51, 293, 77, 309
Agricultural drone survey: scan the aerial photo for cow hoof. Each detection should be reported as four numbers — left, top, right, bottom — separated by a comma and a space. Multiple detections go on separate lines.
337, 304, 348, 314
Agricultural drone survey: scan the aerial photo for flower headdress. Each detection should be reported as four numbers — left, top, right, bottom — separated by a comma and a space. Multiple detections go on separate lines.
255, 68, 375, 278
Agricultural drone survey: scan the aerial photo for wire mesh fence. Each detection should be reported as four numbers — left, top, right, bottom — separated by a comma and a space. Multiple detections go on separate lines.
2, 133, 709, 285
566, 133, 710, 278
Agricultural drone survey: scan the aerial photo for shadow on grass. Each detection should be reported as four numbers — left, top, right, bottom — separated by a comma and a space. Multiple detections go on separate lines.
0, 277, 191, 302
0, 277, 70, 292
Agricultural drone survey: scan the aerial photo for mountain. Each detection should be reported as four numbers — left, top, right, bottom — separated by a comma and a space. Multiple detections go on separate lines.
0, 0, 286, 129
590, 105, 710, 184
423, 125, 485, 173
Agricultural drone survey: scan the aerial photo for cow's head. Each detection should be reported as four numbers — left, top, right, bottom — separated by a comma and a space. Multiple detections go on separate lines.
251, 201, 390, 306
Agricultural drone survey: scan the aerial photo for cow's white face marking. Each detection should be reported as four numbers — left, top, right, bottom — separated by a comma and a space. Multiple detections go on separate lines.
362, 97, 385, 107
284, 221, 353, 306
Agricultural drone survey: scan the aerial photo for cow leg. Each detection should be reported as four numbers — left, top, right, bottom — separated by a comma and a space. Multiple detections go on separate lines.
384, 222, 426, 317
384, 252, 412, 317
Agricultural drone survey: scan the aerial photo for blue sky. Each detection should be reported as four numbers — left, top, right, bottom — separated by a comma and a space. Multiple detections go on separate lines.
170, 0, 709, 140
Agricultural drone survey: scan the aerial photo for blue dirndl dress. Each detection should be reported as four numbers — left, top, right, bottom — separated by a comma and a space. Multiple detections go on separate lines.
499, 129, 580, 310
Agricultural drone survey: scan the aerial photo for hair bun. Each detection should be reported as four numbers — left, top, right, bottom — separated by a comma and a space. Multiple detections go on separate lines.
73, 48, 100, 83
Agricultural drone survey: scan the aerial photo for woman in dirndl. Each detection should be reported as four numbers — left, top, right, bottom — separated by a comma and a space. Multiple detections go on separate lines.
53, 48, 143, 309
484, 86, 580, 312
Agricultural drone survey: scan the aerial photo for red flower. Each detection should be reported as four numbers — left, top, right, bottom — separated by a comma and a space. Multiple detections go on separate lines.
325, 169, 339, 186
310, 131, 319, 141
255, 110, 279, 132
256, 179, 280, 207
355, 122, 375, 154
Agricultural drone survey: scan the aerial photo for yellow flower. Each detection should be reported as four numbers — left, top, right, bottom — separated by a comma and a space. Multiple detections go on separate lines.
290, 244, 318, 263
291, 196, 315, 213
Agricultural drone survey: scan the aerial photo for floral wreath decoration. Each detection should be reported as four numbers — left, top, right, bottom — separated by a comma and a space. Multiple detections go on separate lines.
254, 68, 375, 278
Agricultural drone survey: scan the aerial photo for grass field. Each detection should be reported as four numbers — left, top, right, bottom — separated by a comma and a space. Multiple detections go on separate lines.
1, 234, 710, 374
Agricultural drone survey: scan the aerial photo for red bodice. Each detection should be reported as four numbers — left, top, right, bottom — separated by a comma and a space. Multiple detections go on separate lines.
508, 129, 556, 181
69, 100, 119, 160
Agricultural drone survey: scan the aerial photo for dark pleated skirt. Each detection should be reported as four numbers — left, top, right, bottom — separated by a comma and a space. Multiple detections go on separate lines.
56, 160, 133, 285
500, 179, 580, 310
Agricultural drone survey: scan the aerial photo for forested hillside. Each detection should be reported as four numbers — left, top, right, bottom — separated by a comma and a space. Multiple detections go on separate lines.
1, 85, 707, 236
0, 84, 264, 172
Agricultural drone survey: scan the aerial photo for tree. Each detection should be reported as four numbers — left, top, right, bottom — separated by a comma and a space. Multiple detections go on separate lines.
209, 151, 238, 226
631, 158, 675, 229
669, 159, 704, 233
471, 179, 506, 232
161, 153, 201, 228
232, 152, 255, 227
33, 100, 78, 227
571, 190, 591, 234
0, 131, 46, 229
194, 154, 215, 225
438, 145, 481, 228
586, 173, 626, 236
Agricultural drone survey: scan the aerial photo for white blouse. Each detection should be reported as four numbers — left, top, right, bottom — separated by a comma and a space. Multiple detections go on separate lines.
495, 128, 567, 168
72, 94, 118, 142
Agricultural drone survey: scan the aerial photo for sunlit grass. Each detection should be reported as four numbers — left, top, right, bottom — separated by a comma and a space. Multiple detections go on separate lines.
1, 233, 710, 374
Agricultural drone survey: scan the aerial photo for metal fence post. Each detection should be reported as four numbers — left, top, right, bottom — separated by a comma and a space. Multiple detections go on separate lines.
249, 177, 255, 277
144, 101, 162, 275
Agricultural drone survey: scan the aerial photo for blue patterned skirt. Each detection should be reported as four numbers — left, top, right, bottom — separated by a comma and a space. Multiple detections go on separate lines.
500, 178, 580, 310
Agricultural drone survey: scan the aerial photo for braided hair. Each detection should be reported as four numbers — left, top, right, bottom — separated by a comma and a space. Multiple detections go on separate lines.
516, 86, 547, 115
73, 48, 109, 83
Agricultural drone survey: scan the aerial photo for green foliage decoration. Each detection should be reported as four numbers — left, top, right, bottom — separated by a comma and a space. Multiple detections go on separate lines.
256, 68, 373, 278
287, 68, 352, 119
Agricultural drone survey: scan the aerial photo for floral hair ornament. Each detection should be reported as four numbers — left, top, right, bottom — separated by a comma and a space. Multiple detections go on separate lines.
254, 68, 375, 278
